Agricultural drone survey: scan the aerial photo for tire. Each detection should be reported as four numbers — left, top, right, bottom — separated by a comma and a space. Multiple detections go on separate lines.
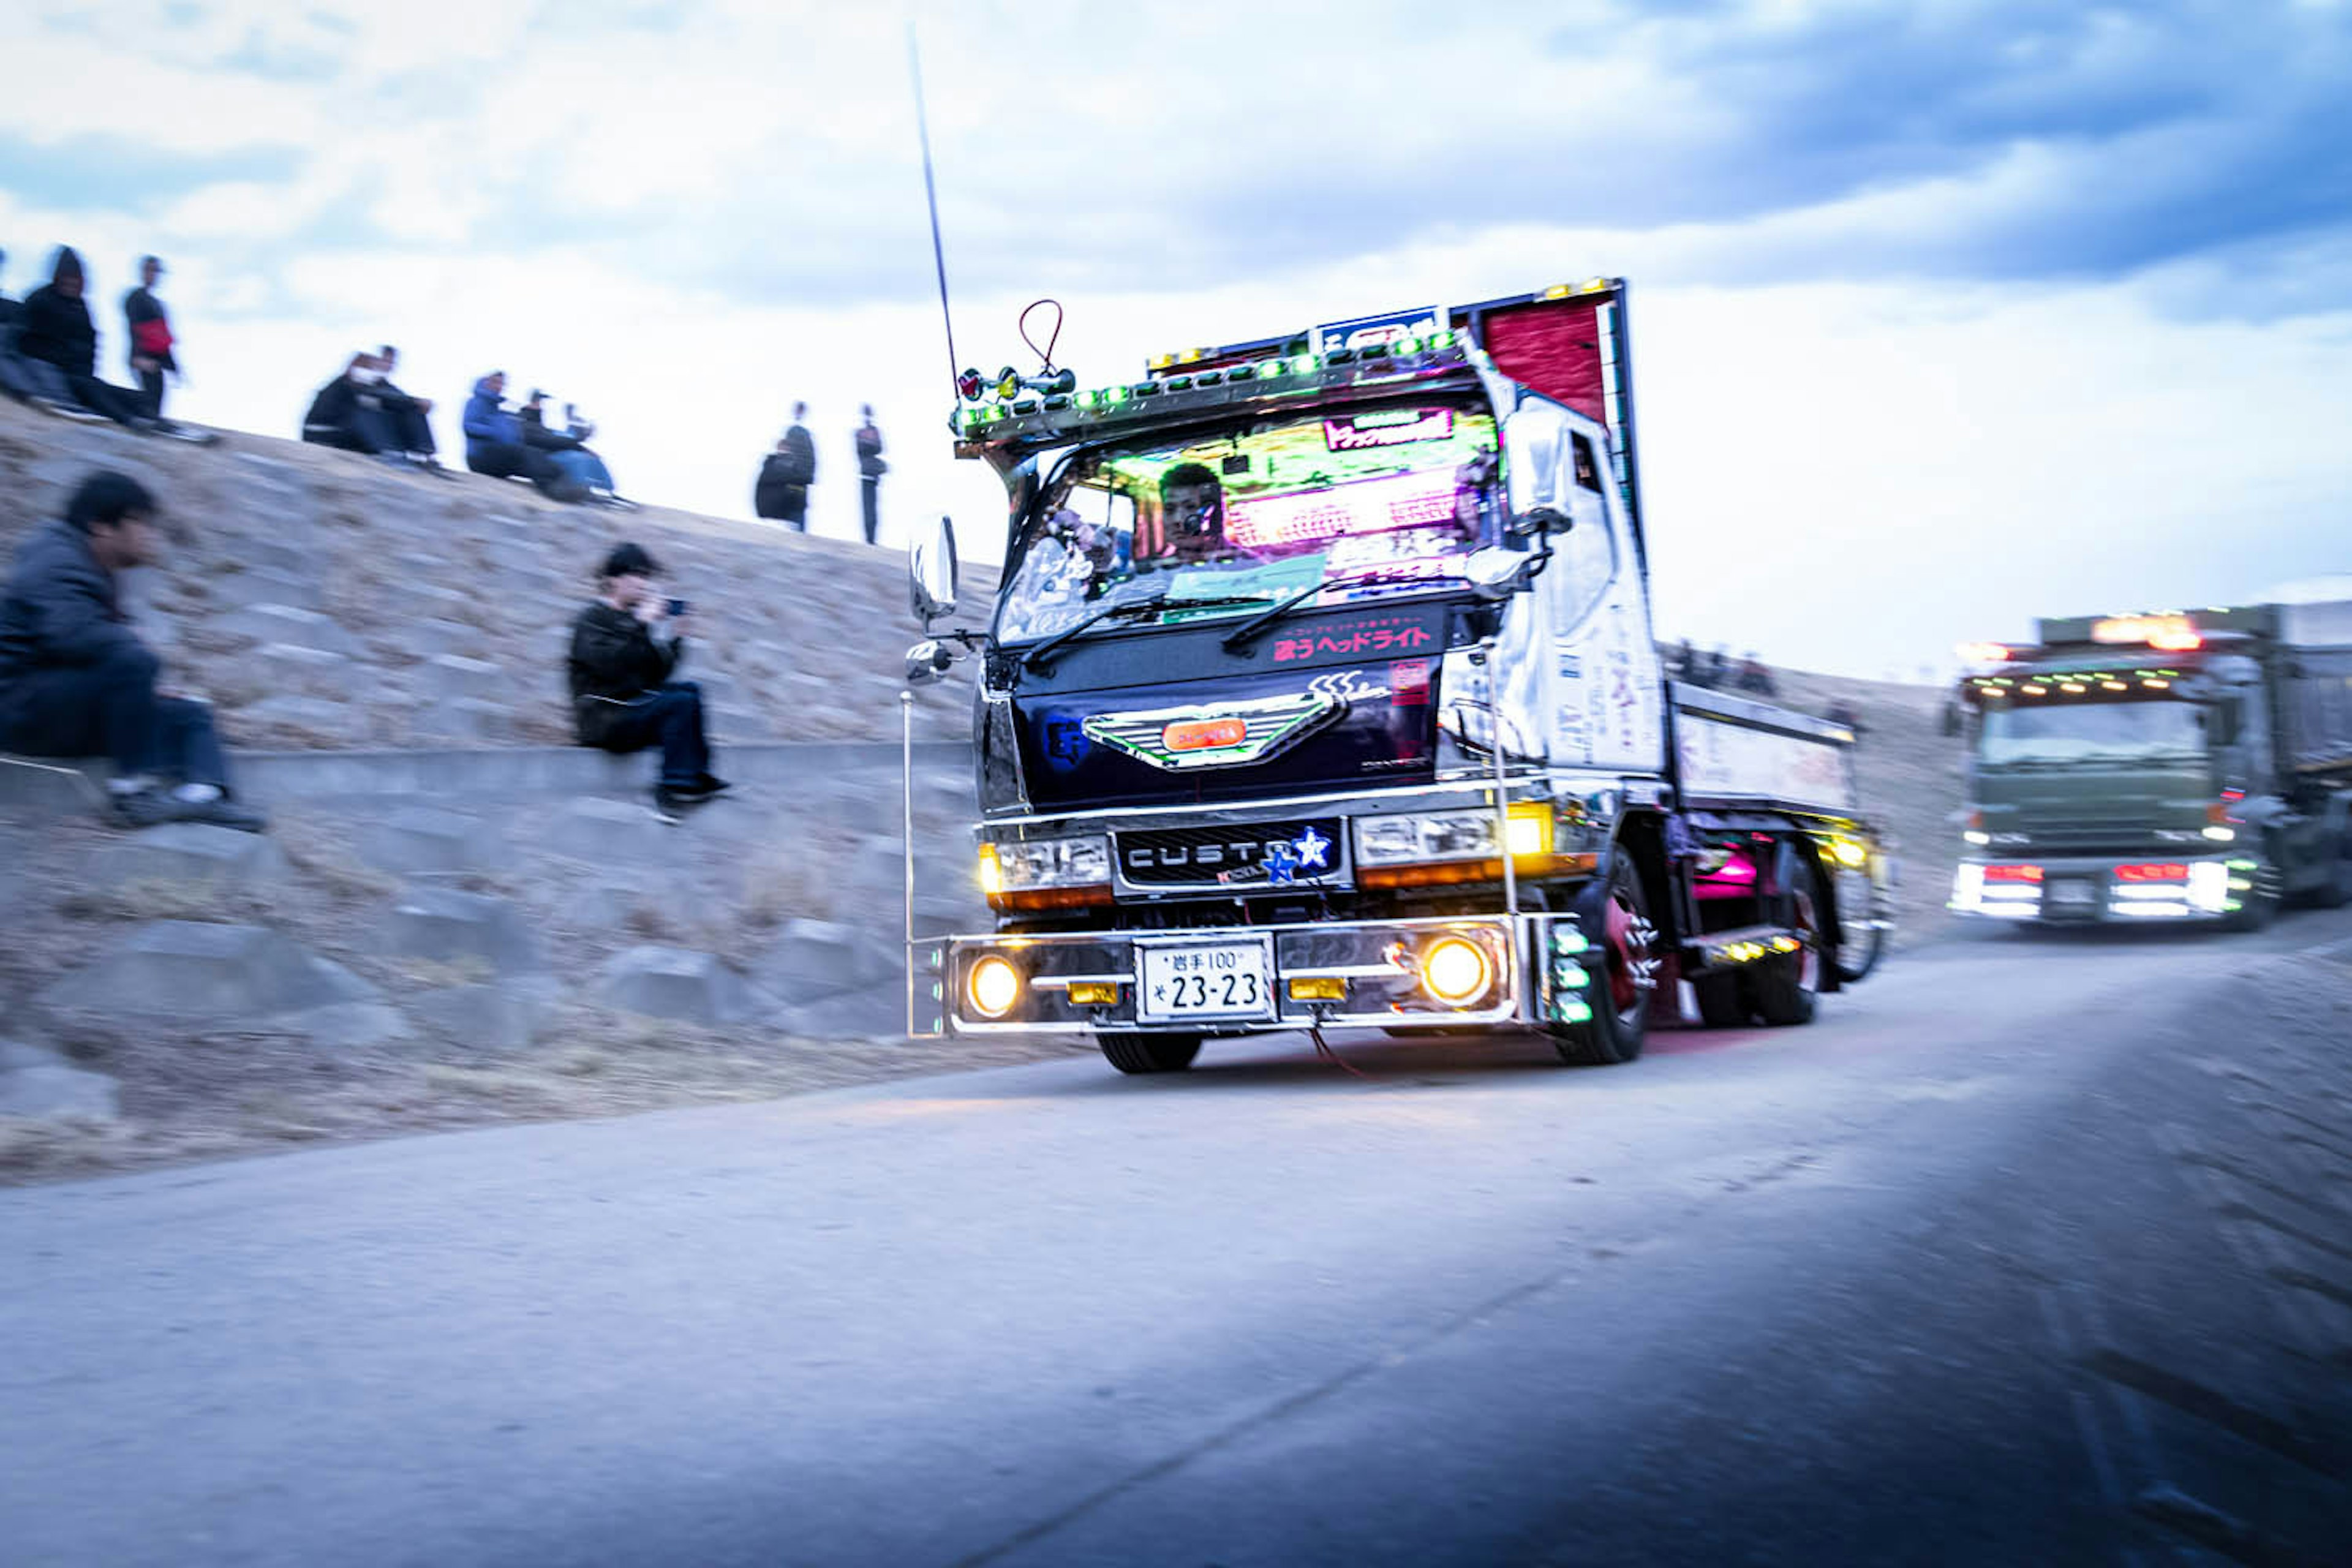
1097, 1031, 1202, 1075
1752, 855, 1822, 1027
2304, 837, 2352, 910
1551, 855, 1659, 1066
1692, 972, 1749, 1027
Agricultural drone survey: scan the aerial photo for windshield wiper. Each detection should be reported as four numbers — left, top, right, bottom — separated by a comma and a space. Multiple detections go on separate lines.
1219, 567, 1472, 653
1020, 591, 1170, 670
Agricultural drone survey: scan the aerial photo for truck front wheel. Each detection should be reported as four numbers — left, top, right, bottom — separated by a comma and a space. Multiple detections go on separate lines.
1098, 1032, 1203, 1075
1550, 857, 1658, 1067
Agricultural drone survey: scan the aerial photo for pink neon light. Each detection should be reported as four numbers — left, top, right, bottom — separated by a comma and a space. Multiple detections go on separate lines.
1227, 468, 1462, 551
1693, 851, 1758, 902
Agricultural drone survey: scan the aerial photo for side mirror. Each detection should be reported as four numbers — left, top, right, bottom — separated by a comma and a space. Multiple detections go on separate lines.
1509, 506, 1573, 539
905, 639, 956, 685
909, 515, 960, 629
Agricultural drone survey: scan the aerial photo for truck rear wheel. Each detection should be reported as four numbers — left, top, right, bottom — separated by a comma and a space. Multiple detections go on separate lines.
1098, 1032, 1203, 1075
1752, 858, 1822, 1027
1551, 857, 1658, 1066
1692, 973, 1749, 1027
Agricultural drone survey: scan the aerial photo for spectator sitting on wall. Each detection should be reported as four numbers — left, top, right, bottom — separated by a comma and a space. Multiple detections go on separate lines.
567, 542, 728, 815
15, 247, 213, 440
303, 352, 441, 469
0, 471, 265, 831
521, 390, 628, 507
754, 403, 816, 529
463, 371, 584, 502
372, 345, 443, 470
1736, 653, 1778, 697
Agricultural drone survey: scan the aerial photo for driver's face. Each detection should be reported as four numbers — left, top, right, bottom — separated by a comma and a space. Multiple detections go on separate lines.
1166, 482, 1221, 550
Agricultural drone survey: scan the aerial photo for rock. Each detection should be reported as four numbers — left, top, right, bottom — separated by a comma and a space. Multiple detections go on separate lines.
541, 796, 670, 861
381, 887, 543, 974
39, 921, 379, 1020
410, 981, 558, 1052
778, 986, 911, 1042
761, 918, 899, 1003
356, 807, 507, 876
217, 604, 360, 655
270, 1001, 408, 1050
0, 1059, 121, 1121
597, 946, 776, 1025
236, 694, 368, 744
421, 654, 502, 701
89, 823, 290, 888
255, 643, 360, 698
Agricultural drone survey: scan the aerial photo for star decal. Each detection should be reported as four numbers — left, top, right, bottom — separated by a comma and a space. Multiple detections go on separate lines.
1292, 826, 1332, 870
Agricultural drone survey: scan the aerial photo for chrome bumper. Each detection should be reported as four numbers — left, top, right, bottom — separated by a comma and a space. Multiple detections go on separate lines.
908, 913, 1597, 1038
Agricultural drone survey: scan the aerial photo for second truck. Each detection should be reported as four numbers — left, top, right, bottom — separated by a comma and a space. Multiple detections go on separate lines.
901, 279, 1893, 1072
1950, 602, 2352, 926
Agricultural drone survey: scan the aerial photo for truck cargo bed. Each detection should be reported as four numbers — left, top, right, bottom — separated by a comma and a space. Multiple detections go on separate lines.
1670, 683, 1858, 817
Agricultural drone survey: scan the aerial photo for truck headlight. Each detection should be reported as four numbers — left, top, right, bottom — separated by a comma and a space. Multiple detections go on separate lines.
983, 835, 1112, 892
1357, 804, 1553, 867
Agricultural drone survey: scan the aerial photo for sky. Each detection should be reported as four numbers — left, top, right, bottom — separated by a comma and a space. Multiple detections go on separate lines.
2, 0, 2346, 680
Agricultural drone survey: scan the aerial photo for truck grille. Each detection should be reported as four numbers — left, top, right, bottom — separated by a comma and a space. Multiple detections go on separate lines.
1117, 818, 1347, 888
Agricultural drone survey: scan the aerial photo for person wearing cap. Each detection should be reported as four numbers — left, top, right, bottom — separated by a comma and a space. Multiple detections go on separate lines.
0, 470, 265, 831
567, 542, 728, 813
123, 255, 178, 421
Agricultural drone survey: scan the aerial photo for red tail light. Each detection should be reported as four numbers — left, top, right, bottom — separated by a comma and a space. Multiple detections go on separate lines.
1984, 865, 2043, 883
2114, 863, 2189, 883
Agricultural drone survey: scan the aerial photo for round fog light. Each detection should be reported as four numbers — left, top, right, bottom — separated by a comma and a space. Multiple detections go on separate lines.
1421, 937, 1493, 1006
968, 956, 1022, 1019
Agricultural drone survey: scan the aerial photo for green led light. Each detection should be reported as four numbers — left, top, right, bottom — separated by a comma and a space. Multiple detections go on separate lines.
1552, 928, 1589, 956
1397, 336, 1422, 355
1264, 358, 1286, 377
1430, 330, 1455, 348
1106, 385, 1128, 404
1556, 965, 1590, 990
1554, 999, 1593, 1024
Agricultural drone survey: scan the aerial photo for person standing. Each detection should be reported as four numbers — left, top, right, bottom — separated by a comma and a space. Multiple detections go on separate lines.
754, 402, 816, 530
854, 404, 887, 545
0, 471, 265, 831
122, 255, 178, 422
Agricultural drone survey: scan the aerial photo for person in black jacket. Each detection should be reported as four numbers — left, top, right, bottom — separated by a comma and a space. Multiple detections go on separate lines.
302, 351, 438, 467
854, 404, 887, 545
0, 471, 265, 831
123, 255, 178, 421
567, 542, 728, 813
754, 403, 816, 529
15, 247, 149, 428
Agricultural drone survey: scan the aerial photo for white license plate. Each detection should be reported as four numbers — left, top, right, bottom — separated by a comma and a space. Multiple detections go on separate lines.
1138, 941, 1274, 1022
2047, 882, 2097, 907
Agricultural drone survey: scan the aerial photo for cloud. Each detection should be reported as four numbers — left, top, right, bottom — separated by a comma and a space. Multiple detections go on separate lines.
0, 132, 301, 214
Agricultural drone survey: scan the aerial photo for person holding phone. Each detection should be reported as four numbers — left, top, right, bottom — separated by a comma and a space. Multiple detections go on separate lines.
566, 541, 728, 814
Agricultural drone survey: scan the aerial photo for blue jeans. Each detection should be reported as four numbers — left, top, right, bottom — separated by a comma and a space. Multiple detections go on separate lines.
0, 643, 230, 786
548, 448, 614, 493
591, 683, 710, 789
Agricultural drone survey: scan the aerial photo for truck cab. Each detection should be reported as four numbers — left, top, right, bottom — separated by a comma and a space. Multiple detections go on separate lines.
902, 281, 1891, 1072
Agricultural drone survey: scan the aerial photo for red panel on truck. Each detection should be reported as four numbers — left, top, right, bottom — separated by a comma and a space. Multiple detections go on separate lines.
1480, 301, 1605, 422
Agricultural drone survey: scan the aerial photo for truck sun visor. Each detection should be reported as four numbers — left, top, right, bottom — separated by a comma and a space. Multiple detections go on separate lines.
1479, 301, 1608, 423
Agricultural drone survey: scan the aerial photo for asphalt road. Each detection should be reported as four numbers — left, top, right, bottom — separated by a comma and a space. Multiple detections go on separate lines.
6, 914, 2352, 1567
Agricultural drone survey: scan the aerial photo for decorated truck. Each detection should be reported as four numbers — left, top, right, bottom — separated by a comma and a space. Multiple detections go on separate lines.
899, 278, 1891, 1073
1950, 602, 2352, 926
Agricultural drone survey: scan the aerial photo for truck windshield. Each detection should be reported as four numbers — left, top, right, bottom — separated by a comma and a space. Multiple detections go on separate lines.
994, 401, 1501, 644
1978, 698, 2209, 767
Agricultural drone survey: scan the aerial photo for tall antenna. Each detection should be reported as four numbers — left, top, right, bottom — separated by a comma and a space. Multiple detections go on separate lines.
907, 23, 962, 401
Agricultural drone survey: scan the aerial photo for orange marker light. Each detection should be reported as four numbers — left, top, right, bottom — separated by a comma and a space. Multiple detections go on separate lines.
1163, 718, 1246, 752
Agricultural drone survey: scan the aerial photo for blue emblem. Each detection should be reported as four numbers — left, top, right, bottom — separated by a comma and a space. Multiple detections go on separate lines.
1262, 842, 1301, 886
1292, 825, 1332, 870
1039, 712, 1090, 774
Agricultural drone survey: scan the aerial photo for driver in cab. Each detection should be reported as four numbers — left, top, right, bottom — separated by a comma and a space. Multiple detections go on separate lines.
1159, 463, 1231, 565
